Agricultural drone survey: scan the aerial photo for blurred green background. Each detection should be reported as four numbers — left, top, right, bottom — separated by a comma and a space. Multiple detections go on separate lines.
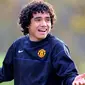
0, 0, 85, 85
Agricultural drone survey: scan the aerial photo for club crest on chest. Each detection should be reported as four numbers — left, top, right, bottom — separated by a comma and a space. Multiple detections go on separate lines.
37, 49, 46, 58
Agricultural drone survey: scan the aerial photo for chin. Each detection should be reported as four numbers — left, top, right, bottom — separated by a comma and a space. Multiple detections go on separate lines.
41, 35, 47, 38
38, 36, 46, 40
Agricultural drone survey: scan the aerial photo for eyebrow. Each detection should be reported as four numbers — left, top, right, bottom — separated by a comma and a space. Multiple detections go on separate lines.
33, 16, 51, 19
33, 17, 42, 19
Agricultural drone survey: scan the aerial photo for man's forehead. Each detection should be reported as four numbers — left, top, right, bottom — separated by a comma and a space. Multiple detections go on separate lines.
32, 12, 50, 18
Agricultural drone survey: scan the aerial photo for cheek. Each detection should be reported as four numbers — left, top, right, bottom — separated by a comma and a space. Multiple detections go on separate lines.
30, 23, 37, 30
48, 23, 52, 29
48, 22, 51, 27
47, 27, 51, 32
32, 23, 39, 28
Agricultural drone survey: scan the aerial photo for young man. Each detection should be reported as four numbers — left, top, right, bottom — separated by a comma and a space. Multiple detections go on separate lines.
0, 0, 85, 85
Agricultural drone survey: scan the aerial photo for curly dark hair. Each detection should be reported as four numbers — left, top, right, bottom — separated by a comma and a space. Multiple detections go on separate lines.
19, 0, 56, 35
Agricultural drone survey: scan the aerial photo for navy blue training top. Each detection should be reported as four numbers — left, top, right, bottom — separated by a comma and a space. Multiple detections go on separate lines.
0, 34, 78, 85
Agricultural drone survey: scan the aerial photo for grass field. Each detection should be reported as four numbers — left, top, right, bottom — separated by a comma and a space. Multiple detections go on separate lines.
0, 53, 14, 85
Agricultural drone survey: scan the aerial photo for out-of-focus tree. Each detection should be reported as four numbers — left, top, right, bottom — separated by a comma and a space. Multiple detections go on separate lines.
71, 15, 85, 34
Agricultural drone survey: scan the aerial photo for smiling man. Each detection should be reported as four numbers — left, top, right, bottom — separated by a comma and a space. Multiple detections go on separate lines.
0, 0, 85, 85
28, 12, 51, 41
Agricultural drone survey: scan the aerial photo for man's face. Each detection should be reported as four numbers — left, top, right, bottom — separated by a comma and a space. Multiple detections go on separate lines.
28, 12, 51, 41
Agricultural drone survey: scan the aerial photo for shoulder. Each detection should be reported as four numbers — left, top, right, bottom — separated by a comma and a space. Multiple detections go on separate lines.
49, 34, 70, 53
49, 35, 71, 60
49, 34, 66, 47
12, 35, 28, 47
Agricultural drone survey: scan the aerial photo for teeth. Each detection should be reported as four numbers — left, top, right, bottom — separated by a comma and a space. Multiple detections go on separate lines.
38, 29, 46, 32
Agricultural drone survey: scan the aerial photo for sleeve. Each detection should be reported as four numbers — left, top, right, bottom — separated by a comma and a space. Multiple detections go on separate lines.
0, 44, 15, 83
52, 43, 78, 85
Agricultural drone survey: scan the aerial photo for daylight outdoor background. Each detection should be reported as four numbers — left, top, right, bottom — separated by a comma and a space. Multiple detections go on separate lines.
0, 0, 85, 85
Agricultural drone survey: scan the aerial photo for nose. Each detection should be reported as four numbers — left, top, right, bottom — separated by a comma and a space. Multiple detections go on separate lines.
41, 20, 47, 26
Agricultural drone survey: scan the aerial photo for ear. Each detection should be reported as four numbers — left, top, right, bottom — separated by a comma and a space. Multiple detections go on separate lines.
20, 28, 24, 32
27, 26, 29, 29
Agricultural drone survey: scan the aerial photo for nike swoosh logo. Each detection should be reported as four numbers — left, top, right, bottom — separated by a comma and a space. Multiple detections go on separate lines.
18, 50, 23, 53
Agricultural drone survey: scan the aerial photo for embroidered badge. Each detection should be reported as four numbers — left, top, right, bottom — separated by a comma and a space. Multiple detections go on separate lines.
38, 49, 46, 58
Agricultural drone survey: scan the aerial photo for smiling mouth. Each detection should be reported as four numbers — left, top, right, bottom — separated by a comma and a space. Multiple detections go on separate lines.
38, 29, 47, 32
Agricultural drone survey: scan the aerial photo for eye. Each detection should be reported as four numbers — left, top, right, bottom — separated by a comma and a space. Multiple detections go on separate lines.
45, 17, 51, 22
34, 17, 41, 22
